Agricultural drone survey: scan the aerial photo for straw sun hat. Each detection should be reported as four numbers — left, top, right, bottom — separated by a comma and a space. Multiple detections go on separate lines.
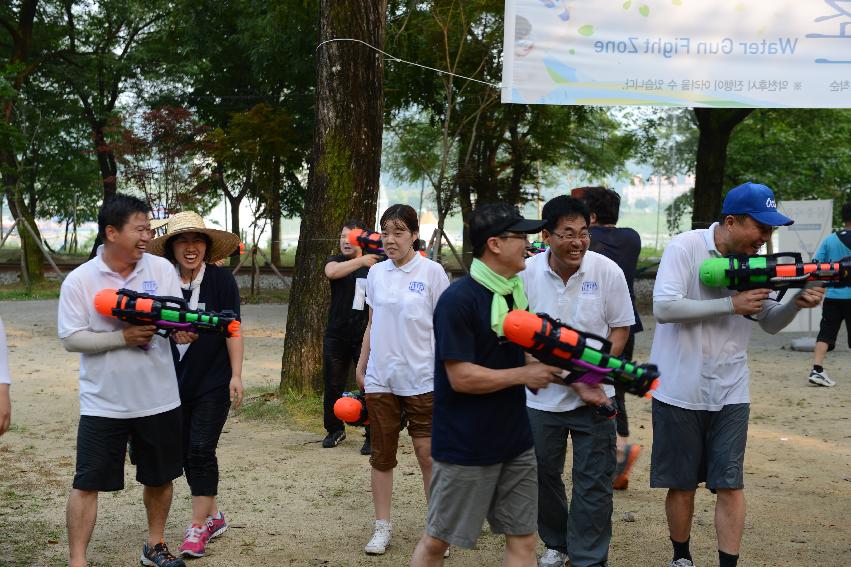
147, 211, 240, 263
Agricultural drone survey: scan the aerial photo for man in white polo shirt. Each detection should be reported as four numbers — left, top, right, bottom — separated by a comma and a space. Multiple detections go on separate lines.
650, 182, 824, 567
521, 196, 634, 567
58, 194, 195, 567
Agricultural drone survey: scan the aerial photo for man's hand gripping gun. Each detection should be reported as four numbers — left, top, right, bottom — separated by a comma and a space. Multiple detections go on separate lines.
94, 288, 241, 338
503, 310, 659, 418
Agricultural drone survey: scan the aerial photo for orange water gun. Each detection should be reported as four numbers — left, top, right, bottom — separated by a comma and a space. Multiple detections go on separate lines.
94, 288, 241, 338
503, 310, 659, 399
333, 391, 368, 426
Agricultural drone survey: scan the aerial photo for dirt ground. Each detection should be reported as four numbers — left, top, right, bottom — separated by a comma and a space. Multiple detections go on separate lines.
0, 300, 849, 567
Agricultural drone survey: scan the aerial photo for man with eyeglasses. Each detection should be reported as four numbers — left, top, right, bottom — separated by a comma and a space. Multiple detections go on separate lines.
520, 196, 634, 567
58, 194, 195, 567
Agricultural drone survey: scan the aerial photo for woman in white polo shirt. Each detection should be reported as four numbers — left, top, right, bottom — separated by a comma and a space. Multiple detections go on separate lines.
355, 204, 450, 556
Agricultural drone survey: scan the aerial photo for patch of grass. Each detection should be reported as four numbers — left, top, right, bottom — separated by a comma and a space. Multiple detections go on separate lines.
235, 385, 323, 432
0, 279, 62, 300
239, 286, 290, 304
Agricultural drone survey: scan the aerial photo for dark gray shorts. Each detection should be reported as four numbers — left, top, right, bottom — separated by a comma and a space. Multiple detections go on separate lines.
425, 448, 537, 549
650, 399, 749, 491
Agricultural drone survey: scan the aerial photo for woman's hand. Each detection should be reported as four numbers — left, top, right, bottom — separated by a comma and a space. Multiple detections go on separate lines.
229, 376, 244, 408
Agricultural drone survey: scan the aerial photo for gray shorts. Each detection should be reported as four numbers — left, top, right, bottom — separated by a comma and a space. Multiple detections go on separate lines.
651, 398, 749, 491
425, 448, 537, 549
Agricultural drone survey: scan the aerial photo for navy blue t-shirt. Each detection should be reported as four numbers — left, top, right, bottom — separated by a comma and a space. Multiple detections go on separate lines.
589, 225, 643, 333
431, 275, 533, 466
171, 264, 241, 402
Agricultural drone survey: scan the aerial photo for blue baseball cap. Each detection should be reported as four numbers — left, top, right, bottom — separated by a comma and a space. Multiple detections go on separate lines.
721, 182, 793, 227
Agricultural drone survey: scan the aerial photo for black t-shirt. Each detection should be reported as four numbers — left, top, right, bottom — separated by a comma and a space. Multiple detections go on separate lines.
325, 254, 369, 340
589, 225, 643, 333
431, 276, 533, 466
171, 264, 241, 402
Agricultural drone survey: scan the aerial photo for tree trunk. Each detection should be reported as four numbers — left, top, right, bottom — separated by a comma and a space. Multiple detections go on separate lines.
3, 182, 45, 282
1, 0, 42, 278
270, 156, 282, 266
691, 109, 754, 229
281, 0, 387, 394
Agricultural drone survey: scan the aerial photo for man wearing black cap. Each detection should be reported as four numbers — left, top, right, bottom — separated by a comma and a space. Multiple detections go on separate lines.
410, 203, 562, 567
650, 182, 824, 567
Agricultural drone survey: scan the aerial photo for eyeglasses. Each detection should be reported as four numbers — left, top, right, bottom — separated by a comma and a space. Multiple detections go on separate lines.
497, 233, 529, 242
549, 230, 590, 243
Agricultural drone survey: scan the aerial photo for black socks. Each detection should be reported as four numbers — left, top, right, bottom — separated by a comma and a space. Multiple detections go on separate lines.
671, 537, 692, 562
813, 364, 824, 373
719, 550, 739, 567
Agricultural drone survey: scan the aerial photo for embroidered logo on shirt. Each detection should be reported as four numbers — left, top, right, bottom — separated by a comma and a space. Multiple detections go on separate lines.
580, 281, 599, 295
408, 281, 426, 295
142, 280, 158, 294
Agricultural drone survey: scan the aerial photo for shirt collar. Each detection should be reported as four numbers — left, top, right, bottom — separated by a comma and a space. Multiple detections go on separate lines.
96, 245, 145, 279
542, 248, 587, 280
384, 250, 421, 273
703, 222, 722, 257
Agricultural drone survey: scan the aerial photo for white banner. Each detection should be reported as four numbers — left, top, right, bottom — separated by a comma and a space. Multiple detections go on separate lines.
502, 1, 851, 108
775, 199, 834, 333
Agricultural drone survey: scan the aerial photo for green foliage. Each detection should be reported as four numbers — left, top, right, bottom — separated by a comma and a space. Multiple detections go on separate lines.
725, 109, 851, 224
665, 187, 694, 235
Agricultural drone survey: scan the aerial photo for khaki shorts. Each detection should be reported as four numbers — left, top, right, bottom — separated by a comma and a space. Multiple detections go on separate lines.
365, 392, 433, 471
425, 448, 538, 549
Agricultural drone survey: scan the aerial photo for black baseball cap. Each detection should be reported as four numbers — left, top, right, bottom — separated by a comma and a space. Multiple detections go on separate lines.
469, 203, 547, 250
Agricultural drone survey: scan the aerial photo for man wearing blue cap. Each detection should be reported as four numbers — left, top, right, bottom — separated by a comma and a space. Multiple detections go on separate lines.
648, 182, 824, 567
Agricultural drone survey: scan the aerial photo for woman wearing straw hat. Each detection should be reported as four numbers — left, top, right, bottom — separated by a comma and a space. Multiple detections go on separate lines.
148, 211, 244, 559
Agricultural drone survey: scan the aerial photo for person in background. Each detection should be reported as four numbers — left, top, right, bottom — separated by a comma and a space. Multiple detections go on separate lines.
322, 220, 380, 453
573, 186, 643, 489
147, 211, 244, 559
0, 317, 12, 436
807, 202, 851, 387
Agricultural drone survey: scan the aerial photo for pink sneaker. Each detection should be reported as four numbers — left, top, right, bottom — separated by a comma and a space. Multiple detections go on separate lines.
206, 512, 229, 540
178, 524, 209, 558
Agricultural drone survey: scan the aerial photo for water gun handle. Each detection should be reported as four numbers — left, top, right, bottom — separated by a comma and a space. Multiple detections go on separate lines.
596, 403, 618, 420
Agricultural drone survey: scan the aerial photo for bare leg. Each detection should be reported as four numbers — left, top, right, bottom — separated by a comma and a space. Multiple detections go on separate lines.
144, 482, 174, 547
67, 489, 98, 567
371, 468, 394, 520
813, 341, 829, 366
715, 489, 746, 555
503, 533, 537, 567
410, 533, 449, 567
666, 489, 696, 542
190, 495, 216, 526
616, 434, 628, 460
412, 437, 433, 501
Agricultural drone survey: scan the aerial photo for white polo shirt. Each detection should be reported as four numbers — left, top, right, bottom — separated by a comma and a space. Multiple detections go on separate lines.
0, 318, 10, 385
364, 253, 450, 396
650, 224, 753, 411
58, 246, 183, 418
521, 250, 635, 412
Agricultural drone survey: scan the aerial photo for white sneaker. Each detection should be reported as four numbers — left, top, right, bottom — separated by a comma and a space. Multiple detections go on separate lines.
364, 520, 392, 555
670, 559, 696, 567
809, 369, 836, 387
539, 548, 568, 567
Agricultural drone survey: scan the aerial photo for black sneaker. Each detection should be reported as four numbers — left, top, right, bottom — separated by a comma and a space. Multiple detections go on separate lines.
360, 435, 372, 455
141, 542, 185, 567
322, 430, 346, 448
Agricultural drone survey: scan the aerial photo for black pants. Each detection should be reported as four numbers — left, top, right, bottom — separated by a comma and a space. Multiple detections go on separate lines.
613, 333, 636, 438
323, 334, 363, 433
182, 388, 231, 497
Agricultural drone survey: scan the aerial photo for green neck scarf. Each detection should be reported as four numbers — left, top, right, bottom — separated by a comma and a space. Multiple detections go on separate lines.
470, 258, 528, 336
